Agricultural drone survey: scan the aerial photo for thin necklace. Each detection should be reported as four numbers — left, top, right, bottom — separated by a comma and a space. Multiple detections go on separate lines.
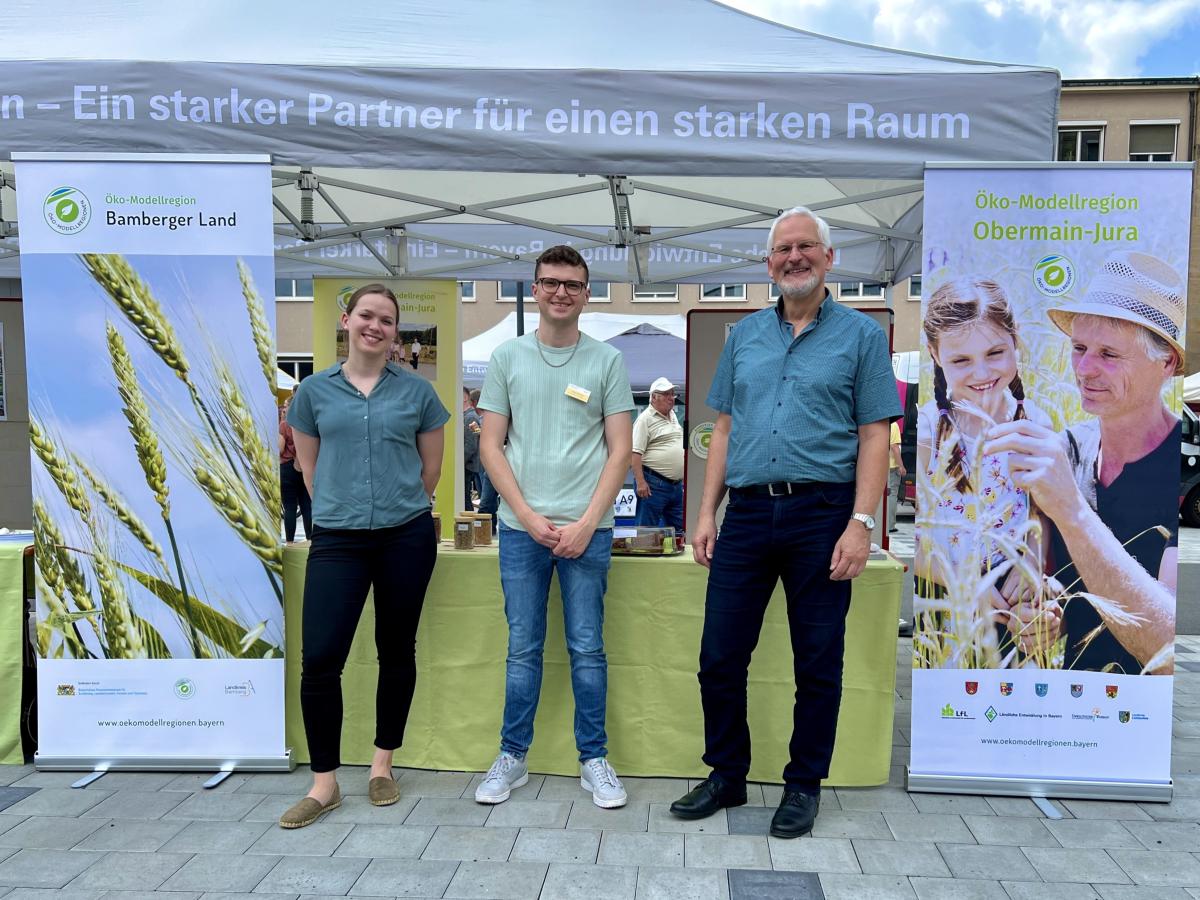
535, 328, 581, 368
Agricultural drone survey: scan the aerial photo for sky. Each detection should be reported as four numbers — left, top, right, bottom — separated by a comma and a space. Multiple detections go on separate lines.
732, 0, 1200, 78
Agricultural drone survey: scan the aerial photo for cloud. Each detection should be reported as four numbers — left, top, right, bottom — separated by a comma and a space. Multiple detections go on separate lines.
729, 0, 1200, 77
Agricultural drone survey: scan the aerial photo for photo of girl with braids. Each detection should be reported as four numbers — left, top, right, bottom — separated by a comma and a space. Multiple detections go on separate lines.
914, 277, 1055, 667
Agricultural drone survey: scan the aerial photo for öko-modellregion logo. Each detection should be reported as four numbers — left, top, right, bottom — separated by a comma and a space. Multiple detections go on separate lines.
44, 186, 92, 235
1033, 254, 1075, 297
174, 678, 197, 700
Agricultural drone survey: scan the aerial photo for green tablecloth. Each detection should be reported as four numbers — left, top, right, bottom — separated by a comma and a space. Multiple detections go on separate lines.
0, 539, 32, 765
284, 544, 903, 786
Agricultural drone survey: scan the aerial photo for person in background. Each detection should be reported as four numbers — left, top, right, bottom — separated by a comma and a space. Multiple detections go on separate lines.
279, 392, 312, 542
473, 388, 500, 527
280, 284, 449, 829
887, 419, 905, 533
463, 386, 482, 510
410, 337, 422, 370
632, 376, 685, 535
475, 244, 634, 809
670, 206, 898, 838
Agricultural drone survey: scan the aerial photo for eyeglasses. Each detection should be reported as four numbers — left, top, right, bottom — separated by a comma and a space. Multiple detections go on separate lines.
769, 241, 824, 256
535, 277, 587, 296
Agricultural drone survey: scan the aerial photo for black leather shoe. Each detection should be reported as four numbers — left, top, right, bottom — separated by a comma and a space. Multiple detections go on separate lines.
669, 778, 748, 820
770, 790, 820, 838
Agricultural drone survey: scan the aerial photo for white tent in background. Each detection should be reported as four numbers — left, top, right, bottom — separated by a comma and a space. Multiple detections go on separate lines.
463, 312, 687, 388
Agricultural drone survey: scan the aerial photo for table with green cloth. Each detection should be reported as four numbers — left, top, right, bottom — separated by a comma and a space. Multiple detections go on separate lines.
0, 537, 33, 765
284, 543, 903, 786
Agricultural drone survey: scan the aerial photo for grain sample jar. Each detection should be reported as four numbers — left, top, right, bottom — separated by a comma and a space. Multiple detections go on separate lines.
472, 512, 493, 546
431, 511, 442, 543
453, 515, 475, 550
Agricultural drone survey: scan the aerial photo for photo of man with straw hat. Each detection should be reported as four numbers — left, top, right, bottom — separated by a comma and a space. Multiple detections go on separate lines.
984, 250, 1183, 675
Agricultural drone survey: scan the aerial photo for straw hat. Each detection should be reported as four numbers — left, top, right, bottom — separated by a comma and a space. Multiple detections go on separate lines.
1047, 250, 1185, 374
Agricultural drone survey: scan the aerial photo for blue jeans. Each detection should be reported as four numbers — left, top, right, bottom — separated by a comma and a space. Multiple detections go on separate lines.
498, 522, 612, 760
699, 482, 855, 790
635, 469, 684, 534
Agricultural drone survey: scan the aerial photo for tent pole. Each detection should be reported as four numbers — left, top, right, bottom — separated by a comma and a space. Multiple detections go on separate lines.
516, 282, 525, 337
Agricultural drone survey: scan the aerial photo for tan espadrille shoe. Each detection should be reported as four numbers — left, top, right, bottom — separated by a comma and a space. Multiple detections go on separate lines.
368, 776, 400, 807
278, 784, 341, 829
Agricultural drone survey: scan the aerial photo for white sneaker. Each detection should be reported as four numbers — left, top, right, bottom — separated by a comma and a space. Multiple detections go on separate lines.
474, 752, 528, 804
580, 757, 627, 808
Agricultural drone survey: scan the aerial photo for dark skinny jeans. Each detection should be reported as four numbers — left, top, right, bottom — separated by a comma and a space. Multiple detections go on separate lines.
280, 460, 312, 541
300, 513, 436, 772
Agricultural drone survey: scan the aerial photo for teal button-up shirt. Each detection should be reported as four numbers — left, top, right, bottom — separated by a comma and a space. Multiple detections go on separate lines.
288, 362, 450, 530
707, 293, 900, 487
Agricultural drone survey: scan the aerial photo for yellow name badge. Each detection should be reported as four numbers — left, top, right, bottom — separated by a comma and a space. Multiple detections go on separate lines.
565, 383, 591, 403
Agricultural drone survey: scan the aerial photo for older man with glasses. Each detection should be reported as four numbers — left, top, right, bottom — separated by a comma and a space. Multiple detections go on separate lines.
632, 377, 685, 536
670, 206, 899, 837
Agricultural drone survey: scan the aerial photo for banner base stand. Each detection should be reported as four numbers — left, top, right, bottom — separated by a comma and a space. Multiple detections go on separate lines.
34, 749, 295, 774
906, 769, 1172, 803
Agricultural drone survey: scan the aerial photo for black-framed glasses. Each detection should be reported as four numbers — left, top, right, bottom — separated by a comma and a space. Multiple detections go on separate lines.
535, 277, 586, 296
769, 241, 824, 256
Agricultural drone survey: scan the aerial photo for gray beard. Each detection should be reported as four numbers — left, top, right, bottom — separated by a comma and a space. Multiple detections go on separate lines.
778, 271, 820, 299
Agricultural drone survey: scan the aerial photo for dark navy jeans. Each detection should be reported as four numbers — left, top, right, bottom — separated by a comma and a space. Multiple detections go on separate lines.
699, 482, 855, 791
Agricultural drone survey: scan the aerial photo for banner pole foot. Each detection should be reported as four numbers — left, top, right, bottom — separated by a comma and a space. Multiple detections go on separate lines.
204, 763, 236, 789
71, 768, 107, 789
1032, 797, 1063, 819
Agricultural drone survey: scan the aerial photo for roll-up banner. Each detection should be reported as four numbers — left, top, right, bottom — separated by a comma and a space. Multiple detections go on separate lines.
909, 163, 1189, 802
15, 153, 291, 772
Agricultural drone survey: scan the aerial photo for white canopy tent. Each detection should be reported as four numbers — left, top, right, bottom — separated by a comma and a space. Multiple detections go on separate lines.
0, 0, 1059, 285
1185, 372, 1200, 405
463, 312, 687, 389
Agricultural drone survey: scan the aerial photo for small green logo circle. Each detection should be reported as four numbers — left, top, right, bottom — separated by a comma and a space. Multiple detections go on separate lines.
43, 186, 91, 235
174, 678, 196, 700
1033, 254, 1075, 297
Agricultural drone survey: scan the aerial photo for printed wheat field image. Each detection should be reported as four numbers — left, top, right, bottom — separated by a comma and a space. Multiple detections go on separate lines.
24, 252, 283, 661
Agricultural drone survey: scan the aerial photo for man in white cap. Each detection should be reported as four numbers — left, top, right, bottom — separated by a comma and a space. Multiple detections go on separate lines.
984, 250, 1182, 674
632, 377, 685, 534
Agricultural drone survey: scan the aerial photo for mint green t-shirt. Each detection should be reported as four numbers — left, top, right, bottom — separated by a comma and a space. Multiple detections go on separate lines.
478, 332, 634, 530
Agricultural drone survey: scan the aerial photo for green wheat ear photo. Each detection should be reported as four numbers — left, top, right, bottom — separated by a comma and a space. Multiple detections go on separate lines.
25, 253, 284, 661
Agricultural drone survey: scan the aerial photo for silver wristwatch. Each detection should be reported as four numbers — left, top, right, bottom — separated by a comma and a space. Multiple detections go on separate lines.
851, 512, 875, 531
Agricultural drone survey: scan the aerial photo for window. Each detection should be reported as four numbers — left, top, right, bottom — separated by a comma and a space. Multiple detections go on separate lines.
497, 280, 529, 302
907, 275, 923, 300
588, 281, 611, 302
633, 283, 678, 301
278, 355, 314, 383
458, 281, 475, 302
700, 283, 746, 301
1129, 123, 1177, 162
275, 278, 314, 299
1057, 127, 1103, 161
839, 282, 885, 299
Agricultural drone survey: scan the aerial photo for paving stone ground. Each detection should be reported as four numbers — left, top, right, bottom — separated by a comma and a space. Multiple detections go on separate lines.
2, 636, 1198, 899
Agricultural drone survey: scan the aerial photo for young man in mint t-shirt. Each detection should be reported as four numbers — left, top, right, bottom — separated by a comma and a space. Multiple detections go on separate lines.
475, 245, 634, 808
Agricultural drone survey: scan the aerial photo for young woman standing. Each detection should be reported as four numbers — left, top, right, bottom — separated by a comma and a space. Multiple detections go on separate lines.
280, 284, 449, 828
